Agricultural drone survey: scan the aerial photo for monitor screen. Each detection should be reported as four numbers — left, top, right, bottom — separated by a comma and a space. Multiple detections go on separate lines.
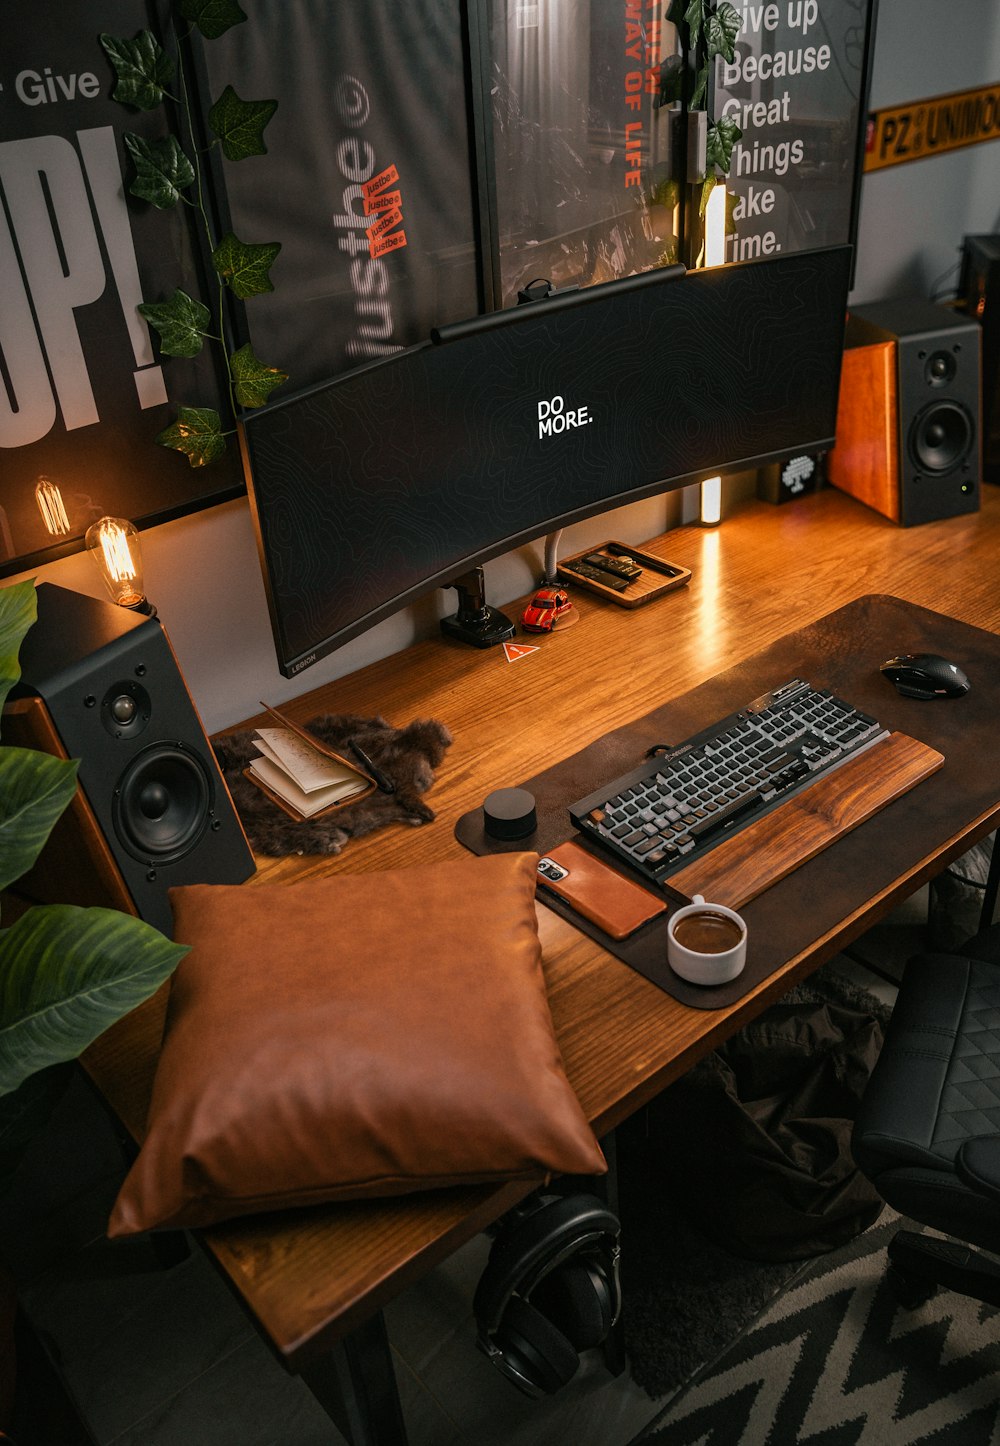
241, 245, 852, 678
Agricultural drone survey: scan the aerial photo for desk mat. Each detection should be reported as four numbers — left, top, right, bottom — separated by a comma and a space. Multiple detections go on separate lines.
455, 594, 1000, 1010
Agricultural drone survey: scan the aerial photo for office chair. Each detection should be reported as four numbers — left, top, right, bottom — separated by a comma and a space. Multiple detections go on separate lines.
852, 898, 1000, 1309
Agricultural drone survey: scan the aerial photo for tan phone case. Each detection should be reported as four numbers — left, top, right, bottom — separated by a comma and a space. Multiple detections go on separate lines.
536, 840, 667, 940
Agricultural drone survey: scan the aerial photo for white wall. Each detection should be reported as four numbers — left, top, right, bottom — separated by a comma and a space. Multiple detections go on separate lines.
11, 3, 1000, 732
850, 0, 1000, 304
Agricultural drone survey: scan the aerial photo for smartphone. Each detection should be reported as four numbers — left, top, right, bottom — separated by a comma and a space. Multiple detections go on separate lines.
536, 840, 667, 940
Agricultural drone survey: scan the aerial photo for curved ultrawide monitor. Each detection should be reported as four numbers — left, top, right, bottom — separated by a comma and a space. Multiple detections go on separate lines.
241, 245, 852, 678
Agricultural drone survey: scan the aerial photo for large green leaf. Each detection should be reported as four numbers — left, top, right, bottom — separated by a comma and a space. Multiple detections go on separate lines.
211, 232, 281, 299
0, 749, 79, 894
706, 114, 743, 172
0, 580, 36, 723
156, 406, 227, 467
231, 343, 288, 408
139, 289, 212, 357
706, 2, 741, 62
209, 85, 277, 162
180, 0, 248, 40
124, 133, 196, 209
99, 31, 175, 111
0, 905, 188, 1097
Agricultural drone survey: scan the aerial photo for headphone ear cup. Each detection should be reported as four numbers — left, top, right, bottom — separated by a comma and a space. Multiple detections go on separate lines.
494, 1296, 580, 1397
530, 1260, 612, 1352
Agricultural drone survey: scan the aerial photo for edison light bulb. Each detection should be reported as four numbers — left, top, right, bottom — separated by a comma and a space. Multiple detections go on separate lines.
85, 516, 148, 609
35, 475, 71, 536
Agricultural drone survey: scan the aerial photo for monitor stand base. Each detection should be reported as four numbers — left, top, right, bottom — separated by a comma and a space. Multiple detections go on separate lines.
440, 569, 516, 649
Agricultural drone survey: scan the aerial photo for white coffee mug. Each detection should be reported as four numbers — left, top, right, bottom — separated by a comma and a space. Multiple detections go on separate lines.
667, 894, 747, 985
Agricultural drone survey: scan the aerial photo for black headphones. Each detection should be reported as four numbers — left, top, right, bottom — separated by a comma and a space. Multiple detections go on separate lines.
473, 1191, 622, 1398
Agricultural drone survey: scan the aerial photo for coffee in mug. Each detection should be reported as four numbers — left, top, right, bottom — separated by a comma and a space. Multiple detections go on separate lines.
667, 893, 747, 985
672, 909, 744, 955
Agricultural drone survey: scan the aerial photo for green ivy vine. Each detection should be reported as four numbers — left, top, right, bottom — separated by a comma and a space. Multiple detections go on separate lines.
662, 0, 744, 224
100, 0, 287, 468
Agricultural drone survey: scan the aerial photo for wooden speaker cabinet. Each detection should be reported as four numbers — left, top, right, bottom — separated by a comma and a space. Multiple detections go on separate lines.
829, 298, 981, 527
6, 583, 255, 937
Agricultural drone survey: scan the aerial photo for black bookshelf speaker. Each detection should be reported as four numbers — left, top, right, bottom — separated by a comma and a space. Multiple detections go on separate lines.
828, 297, 981, 527
6, 583, 255, 937
960, 234, 1000, 485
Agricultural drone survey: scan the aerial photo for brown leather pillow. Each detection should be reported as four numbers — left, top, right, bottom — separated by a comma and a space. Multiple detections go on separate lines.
108, 852, 604, 1234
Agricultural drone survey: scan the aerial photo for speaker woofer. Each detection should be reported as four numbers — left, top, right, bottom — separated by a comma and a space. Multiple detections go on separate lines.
909, 401, 974, 473
114, 743, 212, 863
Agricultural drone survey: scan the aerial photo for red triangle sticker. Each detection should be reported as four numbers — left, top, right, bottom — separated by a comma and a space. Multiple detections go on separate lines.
503, 641, 540, 662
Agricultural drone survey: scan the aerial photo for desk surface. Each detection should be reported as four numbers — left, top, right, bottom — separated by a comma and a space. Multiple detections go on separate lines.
83, 485, 1000, 1370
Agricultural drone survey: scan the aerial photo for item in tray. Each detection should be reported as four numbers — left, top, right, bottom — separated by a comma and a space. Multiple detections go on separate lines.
583, 552, 643, 582
561, 559, 630, 592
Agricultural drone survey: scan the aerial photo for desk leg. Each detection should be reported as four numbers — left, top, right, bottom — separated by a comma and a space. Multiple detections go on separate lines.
300, 1311, 409, 1446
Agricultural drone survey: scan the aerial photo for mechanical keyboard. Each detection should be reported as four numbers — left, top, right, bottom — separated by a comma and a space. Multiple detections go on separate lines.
569, 679, 889, 886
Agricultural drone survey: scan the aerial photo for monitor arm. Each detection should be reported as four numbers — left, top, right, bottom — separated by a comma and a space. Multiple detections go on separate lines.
440, 567, 516, 648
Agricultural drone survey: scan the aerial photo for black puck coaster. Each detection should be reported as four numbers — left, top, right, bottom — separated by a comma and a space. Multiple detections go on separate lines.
483, 787, 538, 840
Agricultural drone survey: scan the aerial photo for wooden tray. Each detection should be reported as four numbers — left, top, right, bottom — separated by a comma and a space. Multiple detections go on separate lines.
557, 540, 692, 607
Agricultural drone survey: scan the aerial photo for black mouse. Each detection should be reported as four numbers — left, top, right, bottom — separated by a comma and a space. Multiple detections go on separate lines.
880, 652, 970, 699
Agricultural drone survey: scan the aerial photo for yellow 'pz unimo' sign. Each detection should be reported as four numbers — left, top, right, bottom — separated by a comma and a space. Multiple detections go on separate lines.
864, 82, 1000, 172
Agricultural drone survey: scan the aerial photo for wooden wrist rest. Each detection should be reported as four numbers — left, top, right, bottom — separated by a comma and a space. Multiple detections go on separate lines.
664, 730, 944, 912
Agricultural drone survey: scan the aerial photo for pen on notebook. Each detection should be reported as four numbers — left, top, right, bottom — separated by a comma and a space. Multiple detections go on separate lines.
348, 741, 395, 794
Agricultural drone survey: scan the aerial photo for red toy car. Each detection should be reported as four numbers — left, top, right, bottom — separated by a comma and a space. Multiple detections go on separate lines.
520, 587, 573, 633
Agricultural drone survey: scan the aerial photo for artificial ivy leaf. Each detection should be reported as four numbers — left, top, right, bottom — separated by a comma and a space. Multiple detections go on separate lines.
211, 232, 281, 299
99, 31, 174, 110
230, 344, 289, 408
208, 85, 277, 162
124, 133, 195, 208
657, 55, 686, 108
156, 407, 227, 467
706, 114, 743, 172
682, 0, 706, 35
179, 0, 248, 40
647, 177, 680, 211
706, 2, 741, 62
698, 175, 718, 218
690, 60, 710, 110
138, 290, 212, 358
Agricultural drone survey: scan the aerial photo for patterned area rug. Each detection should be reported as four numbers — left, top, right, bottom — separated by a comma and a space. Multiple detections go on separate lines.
636, 1211, 1000, 1444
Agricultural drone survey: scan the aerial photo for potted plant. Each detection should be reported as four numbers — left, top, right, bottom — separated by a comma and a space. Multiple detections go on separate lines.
0, 578, 188, 1432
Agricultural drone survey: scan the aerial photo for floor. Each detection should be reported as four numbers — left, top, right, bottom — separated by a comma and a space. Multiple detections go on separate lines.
0, 869, 987, 1446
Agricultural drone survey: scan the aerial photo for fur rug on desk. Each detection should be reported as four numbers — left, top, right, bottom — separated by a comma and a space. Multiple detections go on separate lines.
212, 713, 452, 856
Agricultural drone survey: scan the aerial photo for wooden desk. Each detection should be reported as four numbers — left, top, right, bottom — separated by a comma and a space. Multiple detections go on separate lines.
82, 486, 1000, 1441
